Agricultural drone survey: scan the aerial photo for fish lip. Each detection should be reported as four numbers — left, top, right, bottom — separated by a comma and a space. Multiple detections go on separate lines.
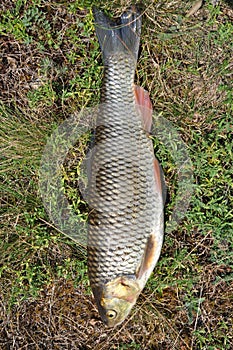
91, 277, 140, 327
92, 285, 107, 317
97, 304, 124, 327
91, 285, 123, 327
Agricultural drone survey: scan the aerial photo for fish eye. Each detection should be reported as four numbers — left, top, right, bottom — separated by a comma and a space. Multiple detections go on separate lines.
106, 309, 117, 319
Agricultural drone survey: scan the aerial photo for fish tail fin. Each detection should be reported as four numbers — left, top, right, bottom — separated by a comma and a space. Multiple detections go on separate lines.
93, 7, 142, 62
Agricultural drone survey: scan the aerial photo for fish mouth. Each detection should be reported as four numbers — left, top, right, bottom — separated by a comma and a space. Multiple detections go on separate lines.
92, 285, 110, 324
91, 280, 138, 327
92, 299, 112, 326
96, 300, 129, 327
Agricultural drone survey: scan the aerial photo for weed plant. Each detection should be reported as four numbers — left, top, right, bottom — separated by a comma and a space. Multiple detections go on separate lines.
0, 0, 232, 349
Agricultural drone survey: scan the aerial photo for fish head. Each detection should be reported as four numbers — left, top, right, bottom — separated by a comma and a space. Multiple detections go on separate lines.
93, 276, 141, 327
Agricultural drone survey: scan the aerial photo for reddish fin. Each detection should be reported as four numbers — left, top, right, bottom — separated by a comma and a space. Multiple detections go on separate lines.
134, 85, 166, 203
134, 85, 153, 132
154, 158, 167, 205
154, 157, 163, 197
136, 234, 158, 279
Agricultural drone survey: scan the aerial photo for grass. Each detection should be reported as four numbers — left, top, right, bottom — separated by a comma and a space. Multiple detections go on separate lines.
0, 0, 232, 349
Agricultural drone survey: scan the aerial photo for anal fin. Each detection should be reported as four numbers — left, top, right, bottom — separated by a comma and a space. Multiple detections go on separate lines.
134, 85, 167, 204
134, 85, 153, 132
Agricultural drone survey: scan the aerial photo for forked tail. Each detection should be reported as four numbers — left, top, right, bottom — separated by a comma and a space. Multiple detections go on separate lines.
93, 7, 142, 63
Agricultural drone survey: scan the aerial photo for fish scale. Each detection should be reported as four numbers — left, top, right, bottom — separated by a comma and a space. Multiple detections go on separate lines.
87, 99, 159, 282
87, 7, 164, 326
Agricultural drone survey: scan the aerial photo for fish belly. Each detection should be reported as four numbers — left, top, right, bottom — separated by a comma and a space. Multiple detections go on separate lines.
87, 66, 162, 287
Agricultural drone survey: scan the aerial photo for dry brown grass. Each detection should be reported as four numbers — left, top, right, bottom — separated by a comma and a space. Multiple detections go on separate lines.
0, 0, 232, 349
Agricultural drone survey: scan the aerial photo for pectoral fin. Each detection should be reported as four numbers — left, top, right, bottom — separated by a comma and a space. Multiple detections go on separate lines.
136, 234, 158, 280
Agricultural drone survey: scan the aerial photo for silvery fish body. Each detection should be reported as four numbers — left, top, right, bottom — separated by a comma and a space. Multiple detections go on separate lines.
87, 7, 164, 327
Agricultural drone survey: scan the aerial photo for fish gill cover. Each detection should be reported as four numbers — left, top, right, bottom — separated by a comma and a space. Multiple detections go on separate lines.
38, 6, 194, 326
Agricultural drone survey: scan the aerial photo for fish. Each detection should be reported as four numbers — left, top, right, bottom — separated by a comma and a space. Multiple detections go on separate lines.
87, 6, 165, 327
